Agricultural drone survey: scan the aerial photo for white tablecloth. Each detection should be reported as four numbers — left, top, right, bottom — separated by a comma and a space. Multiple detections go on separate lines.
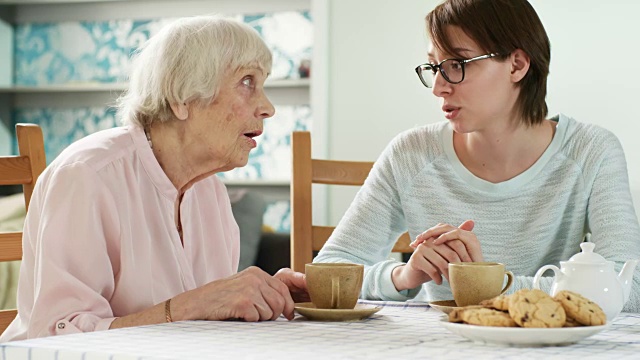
1, 301, 639, 359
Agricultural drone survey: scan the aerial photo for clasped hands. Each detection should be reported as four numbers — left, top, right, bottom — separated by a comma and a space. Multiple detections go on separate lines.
392, 220, 484, 291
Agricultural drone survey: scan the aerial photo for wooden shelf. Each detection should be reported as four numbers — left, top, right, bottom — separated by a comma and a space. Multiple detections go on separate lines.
0, 83, 128, 93
265, 78, 310, 88
0, 0, 136, 4
0, 78, 310, 94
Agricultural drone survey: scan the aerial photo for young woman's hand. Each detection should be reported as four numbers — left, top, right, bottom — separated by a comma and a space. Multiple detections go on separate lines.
392, 220, 483, 290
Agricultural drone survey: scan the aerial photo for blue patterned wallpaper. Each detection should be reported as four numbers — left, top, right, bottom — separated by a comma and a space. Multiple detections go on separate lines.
14, 12, 312, 85
14, 104, 310, 175
264, 200, 291, 233
9, 11, 313, 233
217, 105, 311, 181
14, 107, 118, 160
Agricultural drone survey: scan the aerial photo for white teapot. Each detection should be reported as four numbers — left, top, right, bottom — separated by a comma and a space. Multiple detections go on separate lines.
533, 242, 638, 321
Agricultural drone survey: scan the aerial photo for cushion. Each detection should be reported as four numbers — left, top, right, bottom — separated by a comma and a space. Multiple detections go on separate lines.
0, 193, 26, 310
229, 190, 267, 271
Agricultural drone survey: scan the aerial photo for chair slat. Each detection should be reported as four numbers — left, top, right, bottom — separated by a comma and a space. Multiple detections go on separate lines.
0, 156, 33, 185
0, 232, 23, 262
392, 232, 413, 253
291, 131, 412, 273
0, 310, 18, 334
312, 226, 335, 250
312, 159, 374, 185
0, 124, 46, 335
291, 132, 315, 272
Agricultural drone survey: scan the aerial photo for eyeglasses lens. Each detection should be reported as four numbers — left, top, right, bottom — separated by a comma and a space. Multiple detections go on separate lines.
440, 59, 463, 84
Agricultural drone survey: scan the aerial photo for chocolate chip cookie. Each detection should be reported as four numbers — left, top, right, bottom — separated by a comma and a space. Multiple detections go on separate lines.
508, 289, 566, 328
554, 290, 606, 326
461, 308, 517, 327
480, 294, 511, 311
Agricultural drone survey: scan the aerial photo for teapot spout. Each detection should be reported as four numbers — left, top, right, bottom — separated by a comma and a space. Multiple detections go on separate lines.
619, 259, 639, 303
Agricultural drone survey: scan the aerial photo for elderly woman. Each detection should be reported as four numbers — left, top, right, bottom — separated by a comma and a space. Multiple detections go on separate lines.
0, 16, 307, 342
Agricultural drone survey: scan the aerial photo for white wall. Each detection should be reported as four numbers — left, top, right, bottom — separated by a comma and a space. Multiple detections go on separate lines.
325, 0, 440, 224
325, 0, 640, 224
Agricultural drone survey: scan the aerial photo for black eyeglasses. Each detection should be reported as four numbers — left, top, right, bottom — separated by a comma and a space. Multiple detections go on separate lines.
414, 53, 500, 88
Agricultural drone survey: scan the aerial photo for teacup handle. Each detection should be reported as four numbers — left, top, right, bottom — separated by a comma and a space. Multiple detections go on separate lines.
331, 277, 340, 309
533, 265, 560, 290
500, 271, 514, 294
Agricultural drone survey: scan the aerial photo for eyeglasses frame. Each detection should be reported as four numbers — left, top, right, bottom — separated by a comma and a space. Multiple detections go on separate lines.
414, 53, 501, 88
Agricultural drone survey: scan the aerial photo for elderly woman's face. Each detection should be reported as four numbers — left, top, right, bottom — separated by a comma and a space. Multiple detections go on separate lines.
187, 66, 275, 171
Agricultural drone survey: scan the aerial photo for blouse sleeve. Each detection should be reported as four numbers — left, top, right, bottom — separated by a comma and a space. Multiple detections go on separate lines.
21, 161, 120, 337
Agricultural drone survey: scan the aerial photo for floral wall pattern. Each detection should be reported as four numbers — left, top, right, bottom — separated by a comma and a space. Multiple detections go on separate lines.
14, 12, 312, 85
9, 11, 313, 233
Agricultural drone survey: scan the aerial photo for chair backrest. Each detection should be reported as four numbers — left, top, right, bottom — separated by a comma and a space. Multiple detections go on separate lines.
290, 131, 412, 273
0, 123, 46, 334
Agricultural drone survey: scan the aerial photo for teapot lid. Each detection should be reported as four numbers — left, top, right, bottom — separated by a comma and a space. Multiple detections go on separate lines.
568, 242, 607, 263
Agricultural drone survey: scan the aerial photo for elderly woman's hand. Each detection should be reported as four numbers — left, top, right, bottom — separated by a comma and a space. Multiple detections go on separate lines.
193, 266, 297, 321
274, 268, 310, 303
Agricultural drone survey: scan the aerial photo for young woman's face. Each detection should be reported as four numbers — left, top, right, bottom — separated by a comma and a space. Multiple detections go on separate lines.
187, 66, 275, 172
429, 26, 519, 133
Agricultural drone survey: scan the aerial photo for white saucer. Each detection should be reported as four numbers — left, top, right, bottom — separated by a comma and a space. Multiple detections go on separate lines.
429, 300, 459, 314
294, 302, 382, 321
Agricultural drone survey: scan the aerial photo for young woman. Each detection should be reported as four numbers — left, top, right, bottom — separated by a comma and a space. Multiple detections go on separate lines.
314, 0, 640, 312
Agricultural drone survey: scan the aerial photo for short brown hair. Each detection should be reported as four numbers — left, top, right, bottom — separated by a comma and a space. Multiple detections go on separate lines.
426, 0, 550, 126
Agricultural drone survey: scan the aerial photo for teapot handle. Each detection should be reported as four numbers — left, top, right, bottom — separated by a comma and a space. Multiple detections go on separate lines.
533, 265, 560, 290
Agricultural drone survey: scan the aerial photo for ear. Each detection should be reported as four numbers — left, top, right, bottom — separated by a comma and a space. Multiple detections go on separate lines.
509, 49, 530, 83
170, 102, 189, 120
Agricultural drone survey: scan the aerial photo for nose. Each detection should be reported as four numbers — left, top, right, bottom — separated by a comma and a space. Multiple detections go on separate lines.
258, 91, 275, 119
431, 71, 452, 98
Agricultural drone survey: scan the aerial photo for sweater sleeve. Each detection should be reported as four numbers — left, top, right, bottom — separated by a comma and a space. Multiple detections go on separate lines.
314, 135, 421, 301
584, 133, 640, 312
22, 162, 120, 338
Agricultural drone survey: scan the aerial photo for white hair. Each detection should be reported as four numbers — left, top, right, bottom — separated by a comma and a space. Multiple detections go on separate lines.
117, 15, 272, 127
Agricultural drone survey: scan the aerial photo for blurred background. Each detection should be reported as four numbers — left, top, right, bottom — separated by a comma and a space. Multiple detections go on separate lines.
0, 0, 638, 239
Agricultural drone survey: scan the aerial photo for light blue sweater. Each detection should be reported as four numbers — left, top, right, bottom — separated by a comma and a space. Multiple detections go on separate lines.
314, 114, 640, 312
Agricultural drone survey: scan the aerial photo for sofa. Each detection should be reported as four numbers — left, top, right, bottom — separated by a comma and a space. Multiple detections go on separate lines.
0, 187, 290, 310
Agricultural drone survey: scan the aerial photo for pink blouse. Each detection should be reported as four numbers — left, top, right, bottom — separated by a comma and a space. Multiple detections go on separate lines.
0, 126, 239, 342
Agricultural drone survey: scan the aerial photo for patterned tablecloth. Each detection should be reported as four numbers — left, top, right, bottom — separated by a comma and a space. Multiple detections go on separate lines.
1, 301, 639, 359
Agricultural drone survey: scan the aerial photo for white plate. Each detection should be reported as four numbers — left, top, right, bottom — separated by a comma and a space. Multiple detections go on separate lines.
441, 319, 610, 347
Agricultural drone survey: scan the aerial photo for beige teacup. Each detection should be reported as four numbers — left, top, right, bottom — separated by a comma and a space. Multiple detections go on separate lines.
449, 262, 513, 307
305, 263, 364, 309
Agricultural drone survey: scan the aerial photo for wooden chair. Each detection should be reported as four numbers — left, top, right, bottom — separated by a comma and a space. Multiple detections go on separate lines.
0, 124, 46, 334
290, 131, 412, 273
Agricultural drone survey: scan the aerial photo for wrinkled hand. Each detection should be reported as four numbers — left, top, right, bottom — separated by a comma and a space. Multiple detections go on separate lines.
196, 266, 296, 321
392, 220, 483, 290
274, 268, 310, 303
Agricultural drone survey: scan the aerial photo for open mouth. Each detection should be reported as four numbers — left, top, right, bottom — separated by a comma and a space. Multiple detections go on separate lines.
442, 105, 460, 120
243, 130, 263, 139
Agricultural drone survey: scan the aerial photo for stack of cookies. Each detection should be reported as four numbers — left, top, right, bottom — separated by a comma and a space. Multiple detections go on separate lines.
448, 289, 606, 328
